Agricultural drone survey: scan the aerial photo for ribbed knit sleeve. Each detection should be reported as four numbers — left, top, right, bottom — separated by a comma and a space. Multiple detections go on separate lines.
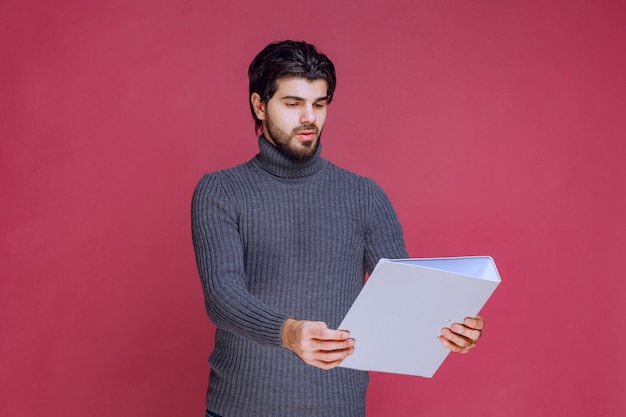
191, 172, 287, 347
362, 178, 409, 273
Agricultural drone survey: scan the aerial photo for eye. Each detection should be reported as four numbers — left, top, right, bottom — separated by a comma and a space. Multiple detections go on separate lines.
314, 101, 328, 108
285, 101, 298, 107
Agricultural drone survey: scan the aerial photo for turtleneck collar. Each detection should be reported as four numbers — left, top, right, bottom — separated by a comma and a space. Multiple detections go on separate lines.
252, 135, 326, 178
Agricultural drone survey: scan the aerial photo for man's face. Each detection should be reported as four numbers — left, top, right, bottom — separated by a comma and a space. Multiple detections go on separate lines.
252, 77, 329, 162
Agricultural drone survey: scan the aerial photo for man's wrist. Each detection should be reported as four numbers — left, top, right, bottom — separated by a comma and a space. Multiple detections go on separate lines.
281, 318, 296, 349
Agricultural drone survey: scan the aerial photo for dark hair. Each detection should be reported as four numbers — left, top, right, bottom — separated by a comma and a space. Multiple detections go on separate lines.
248, 40, 336, 133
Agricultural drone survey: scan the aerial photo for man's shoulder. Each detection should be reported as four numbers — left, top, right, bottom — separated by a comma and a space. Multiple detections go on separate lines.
192, 160, 257, 199
325, 160, 382, 189
196, 159, 254, 183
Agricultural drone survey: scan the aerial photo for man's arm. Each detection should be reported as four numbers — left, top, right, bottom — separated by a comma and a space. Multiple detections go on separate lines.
362, 178, 409, 273
192, 173, 287, 346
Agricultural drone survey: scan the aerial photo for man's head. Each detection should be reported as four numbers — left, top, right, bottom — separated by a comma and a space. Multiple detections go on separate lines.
248, 41, 336, 162
248, 41, 336, 132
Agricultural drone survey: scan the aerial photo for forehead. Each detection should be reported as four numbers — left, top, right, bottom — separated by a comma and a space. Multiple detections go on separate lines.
273, 77, 328, 99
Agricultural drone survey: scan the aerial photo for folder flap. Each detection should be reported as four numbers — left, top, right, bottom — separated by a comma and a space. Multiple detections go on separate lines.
390, 256, 501, 282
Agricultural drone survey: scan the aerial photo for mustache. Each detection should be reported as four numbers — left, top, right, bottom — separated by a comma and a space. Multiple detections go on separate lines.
293, 124, 319, 134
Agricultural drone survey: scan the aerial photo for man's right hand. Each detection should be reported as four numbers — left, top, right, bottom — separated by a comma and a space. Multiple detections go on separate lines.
281, 319, 355, 370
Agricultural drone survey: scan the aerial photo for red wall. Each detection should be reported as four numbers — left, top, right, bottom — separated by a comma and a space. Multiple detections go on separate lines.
2, 1, 625, 416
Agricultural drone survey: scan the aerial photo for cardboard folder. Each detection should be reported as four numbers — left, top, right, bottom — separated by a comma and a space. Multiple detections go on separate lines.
338, 256, 501, 377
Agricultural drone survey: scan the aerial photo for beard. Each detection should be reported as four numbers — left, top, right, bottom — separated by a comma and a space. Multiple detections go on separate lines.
265, 114, 321, 163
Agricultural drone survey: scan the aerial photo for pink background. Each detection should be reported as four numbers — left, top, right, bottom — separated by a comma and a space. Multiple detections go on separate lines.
2, 1, 625, 416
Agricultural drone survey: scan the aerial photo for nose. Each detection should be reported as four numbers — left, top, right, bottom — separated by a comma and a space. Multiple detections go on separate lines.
299, 104, 316, 124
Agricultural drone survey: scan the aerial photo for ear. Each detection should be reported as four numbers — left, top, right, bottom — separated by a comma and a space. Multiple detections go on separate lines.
251, 93, 266, 121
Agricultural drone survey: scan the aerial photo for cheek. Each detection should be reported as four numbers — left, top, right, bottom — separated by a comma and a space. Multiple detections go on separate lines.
268, 106, 297, 128
316, 112, 328, 128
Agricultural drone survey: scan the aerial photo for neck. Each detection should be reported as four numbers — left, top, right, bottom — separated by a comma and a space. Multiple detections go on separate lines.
254, 135, 325, 178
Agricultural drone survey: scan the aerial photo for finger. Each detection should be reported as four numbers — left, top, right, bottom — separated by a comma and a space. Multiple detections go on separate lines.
438, 333, 474, 353
312, 338, 355, 352
298, 321, 347, 340
311, 347, 355, 369
463, 315, 484, 331
317, 346, 354, 362
437, 334, 472, 353
440, 328, 476, 352
300, 344, 354, 369
309, 326, 351, 342
450, 323, 482, 343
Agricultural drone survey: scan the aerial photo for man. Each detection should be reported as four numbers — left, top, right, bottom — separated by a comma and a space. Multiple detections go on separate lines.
191, 40, 484, 417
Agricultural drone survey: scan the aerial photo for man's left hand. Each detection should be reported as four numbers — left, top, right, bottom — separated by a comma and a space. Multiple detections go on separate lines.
438, 316, 484, 353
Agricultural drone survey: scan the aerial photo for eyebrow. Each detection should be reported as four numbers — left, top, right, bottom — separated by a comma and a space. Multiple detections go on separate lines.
280, 95, 329, 102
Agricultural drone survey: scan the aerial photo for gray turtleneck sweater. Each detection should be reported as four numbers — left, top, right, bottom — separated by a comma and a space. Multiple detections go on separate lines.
191, 137, 408, 416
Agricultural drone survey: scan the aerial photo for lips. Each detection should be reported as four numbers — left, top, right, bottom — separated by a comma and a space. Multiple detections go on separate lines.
296, 130, 316, 142
292, 124, 319, 143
